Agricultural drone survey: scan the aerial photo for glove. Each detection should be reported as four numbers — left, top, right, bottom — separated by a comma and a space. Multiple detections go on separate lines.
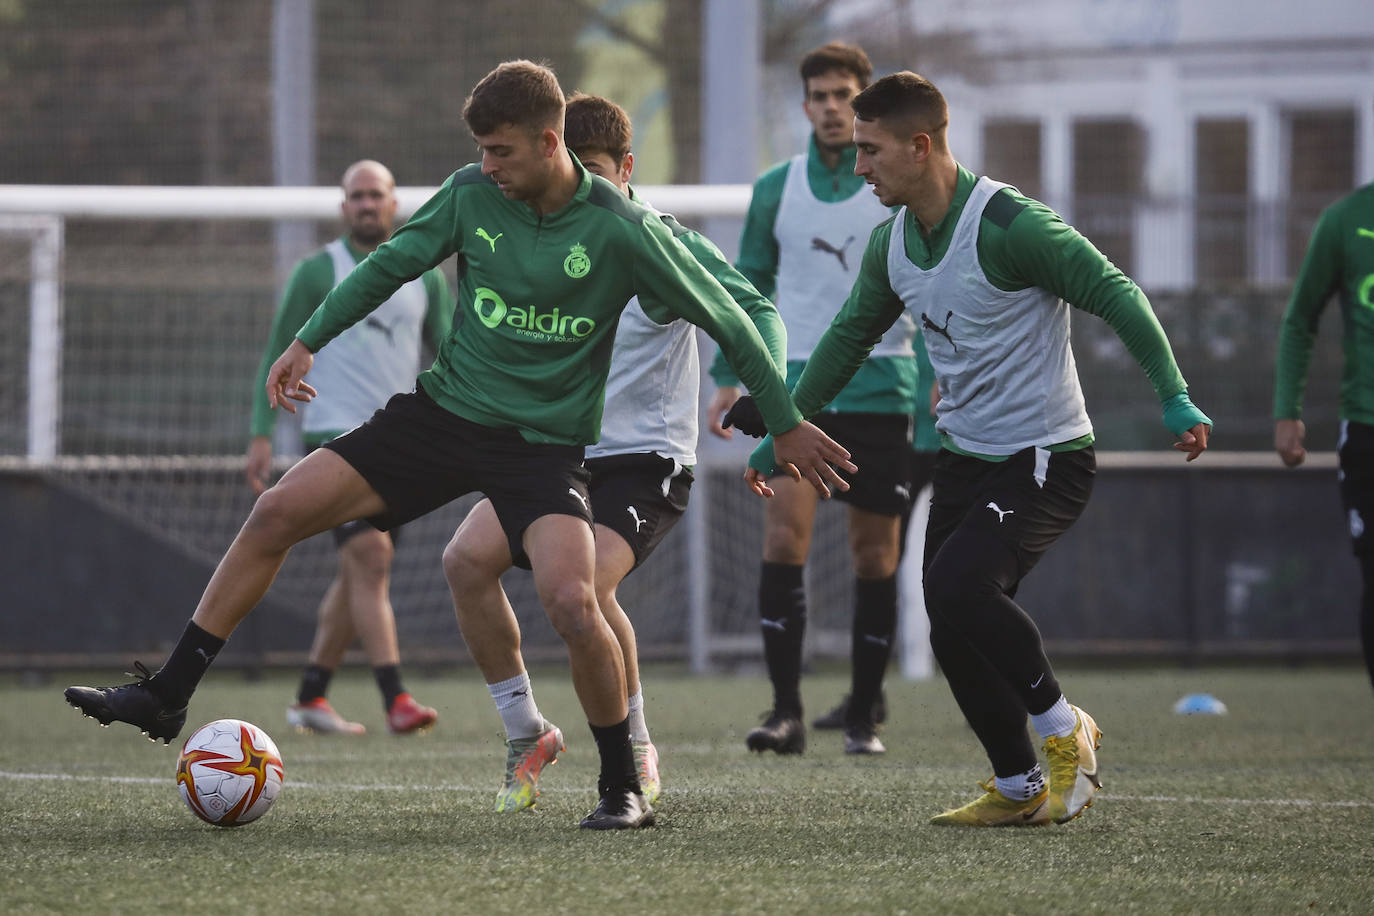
721, 394, 768, 438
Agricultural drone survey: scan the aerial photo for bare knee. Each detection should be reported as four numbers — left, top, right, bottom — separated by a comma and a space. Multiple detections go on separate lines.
340, 530, 393, 582
443, 532, 484, 591
242, 487, 311, 552
541, 580, 601, 642
851, 541, 899, 579
848, 510, 901, 578
762, 521, 810, 565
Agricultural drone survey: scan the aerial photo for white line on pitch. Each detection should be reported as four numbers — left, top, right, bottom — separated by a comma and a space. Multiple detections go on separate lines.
4, 770, 1373, 807
1107, 793, 1374, 809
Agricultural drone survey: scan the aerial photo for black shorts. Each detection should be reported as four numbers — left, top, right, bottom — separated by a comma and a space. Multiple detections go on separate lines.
331, 518, 399, 549
587, 453, 693, 569
324, 387, 591, 569
910, 447, 937, 493
924, 445, 1095, 584
1339, 420, 1374, 557
898, 448, 939, 555
786, 412, 914, 516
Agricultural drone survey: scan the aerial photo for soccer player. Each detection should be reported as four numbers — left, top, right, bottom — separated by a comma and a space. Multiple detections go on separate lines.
705, 42, 919, 756
743, 72, 1211, 826
1274, 181, 1374, 695
64, 60, 852, 831
442, 91, 786, 812
247, 160, 449, 737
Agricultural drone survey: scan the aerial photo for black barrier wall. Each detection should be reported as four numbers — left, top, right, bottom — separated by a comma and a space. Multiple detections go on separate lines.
1, 460, 1359, 669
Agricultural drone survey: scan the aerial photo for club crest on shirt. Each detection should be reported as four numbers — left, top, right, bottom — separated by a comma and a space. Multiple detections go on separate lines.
564, 242, 591, 279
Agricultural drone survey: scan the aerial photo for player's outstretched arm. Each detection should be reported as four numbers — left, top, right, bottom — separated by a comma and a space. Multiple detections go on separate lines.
265, 338, 317, 414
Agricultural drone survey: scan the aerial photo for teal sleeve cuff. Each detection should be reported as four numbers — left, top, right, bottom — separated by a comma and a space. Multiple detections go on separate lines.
748, 435, 777, 476
1161, 391, 1213, 436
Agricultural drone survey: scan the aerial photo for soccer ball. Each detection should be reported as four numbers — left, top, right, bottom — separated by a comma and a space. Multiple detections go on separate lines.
176, 718, 285, 827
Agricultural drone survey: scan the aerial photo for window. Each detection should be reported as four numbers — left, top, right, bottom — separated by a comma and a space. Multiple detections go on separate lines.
1195, 119, 1249, 285
1287, 110, 1355, 276
982, 119, 1043, 201
1073, 119, 1144, 275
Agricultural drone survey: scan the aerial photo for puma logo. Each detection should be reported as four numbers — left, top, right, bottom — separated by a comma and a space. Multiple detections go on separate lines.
811, 235, 856, 270
986, 501, 1014, 523
760, 618, 786, 632
627, 506, 647, 533
194, 648, 216, 663
568, 488, 589, 512
364, 315, 397, 344
921, 310, 958, 352
475, 227, 503, 252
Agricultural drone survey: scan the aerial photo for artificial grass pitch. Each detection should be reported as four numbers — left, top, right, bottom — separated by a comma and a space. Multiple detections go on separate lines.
5, 665, 1373, 914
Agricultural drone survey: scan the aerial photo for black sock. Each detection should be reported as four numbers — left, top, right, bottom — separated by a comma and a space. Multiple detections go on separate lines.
589, 718, 640, 794
848, 574, 897, 726
759, 561, 806, 717
297, 665, 332, 705
373, 664, 405, 710
150, 621, 226, 709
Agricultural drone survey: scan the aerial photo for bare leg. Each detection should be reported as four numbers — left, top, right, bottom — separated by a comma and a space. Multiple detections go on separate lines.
192, 450, 385, 638
307, 578, 355, 669
443, 499, 523, 682
848, 507, 902, 579
763, 474, 820, 566
339, 527, 400, 667
525, 514, 627, 726
592, 525, 640, 695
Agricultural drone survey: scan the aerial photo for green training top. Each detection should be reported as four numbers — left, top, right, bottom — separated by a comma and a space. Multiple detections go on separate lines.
709, 136, 915, 413
1274, 183, 1374, 425
297, 159, 801, 446
250, 237, 453, 443
746, 164, 1201, 471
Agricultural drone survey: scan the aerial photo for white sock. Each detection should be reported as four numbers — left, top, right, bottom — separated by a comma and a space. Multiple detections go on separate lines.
995, 764, 1046, 801
1031, 695, 1079, 740
487, 673, 544, 740
627, 688, 650, 744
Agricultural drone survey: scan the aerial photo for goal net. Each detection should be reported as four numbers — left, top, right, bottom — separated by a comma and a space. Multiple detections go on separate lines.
2, 185, 1355, 673
0, 185, 934, 676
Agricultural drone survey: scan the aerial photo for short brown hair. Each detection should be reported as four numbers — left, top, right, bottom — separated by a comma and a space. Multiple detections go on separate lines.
565, 92, 633, 165
462, 60, 565, 137
799, 42, 873, 90
851, 71, 948, 139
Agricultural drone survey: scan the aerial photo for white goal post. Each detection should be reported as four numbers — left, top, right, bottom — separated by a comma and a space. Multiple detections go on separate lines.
0, 184, 755, 221
0, 212, 63, 461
